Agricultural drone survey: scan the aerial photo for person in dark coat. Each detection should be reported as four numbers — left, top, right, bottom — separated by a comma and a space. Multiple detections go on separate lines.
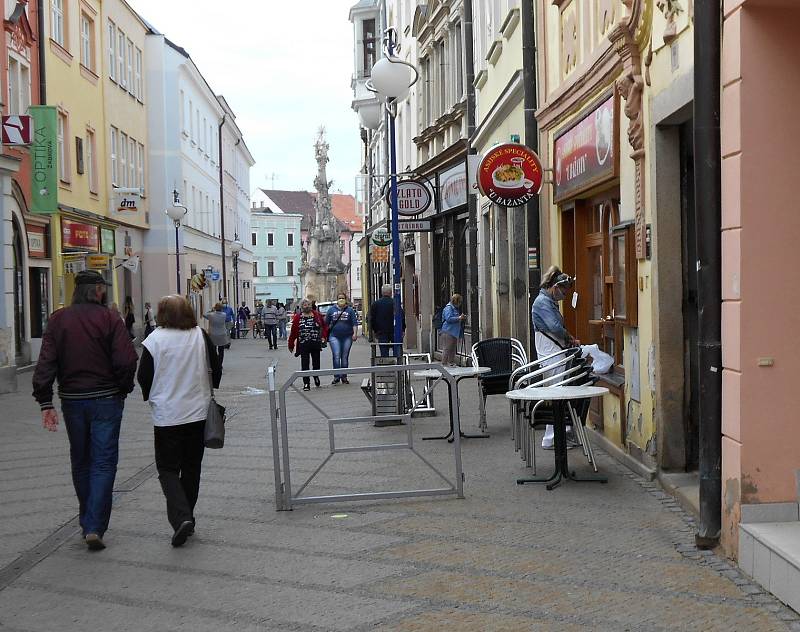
369, 283, 406, 357
32, 271, 138, 551
287, 298, 329, 391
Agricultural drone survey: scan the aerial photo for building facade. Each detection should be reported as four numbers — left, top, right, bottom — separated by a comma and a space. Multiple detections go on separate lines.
249, 204, 302, 306
143, 33, 225, 317
0, 0, 41, 391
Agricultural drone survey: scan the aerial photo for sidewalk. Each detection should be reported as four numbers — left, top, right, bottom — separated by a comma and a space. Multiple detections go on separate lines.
0, 337, 797, 631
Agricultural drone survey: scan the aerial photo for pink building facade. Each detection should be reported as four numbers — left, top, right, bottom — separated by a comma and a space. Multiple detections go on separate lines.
722, 0, 800, 609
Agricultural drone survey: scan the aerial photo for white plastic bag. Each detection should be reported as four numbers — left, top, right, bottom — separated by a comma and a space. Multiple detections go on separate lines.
580, 343, 614, 374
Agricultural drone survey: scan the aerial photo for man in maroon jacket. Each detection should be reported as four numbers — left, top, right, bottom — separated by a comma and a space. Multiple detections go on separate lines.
33, 270, 138, 551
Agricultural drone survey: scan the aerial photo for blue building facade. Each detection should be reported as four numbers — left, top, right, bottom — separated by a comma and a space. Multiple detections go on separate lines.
250, 206, 302, 306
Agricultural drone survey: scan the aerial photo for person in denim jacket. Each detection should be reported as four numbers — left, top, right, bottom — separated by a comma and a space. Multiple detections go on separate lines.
439, 294, 466, 366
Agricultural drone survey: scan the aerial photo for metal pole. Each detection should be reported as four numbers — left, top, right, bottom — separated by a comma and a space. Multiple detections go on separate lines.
694, 0, 722, 549
463, 0, 480, 344
233, 254, 239, 337
174, 222, 181, 294
387, 36, 403, 357
218, 116, 227, 301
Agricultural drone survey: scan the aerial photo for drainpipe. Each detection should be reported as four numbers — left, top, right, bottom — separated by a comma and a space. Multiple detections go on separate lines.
219, 115, 227, 301
522, 0, 540, 353
37, 0, 46, 103
464, 0, 480, 342
694, 0, 723, 549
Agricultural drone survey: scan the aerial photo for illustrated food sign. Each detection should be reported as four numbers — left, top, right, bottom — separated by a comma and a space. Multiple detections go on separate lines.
476, 143, 543, 207
62, 219, 99, 251
553, 94, 617, 202
387, 179, 432, 216
29, 106, 58, 214
439, 162, 467, 211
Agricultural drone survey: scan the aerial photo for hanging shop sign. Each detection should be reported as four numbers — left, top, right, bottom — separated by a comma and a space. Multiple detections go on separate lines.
86, 254, 110, 270
115, 190, 140, 213
26, 224, 48, 258
476, 143, 544, 207
553, 93, 617, 203
370, 228, 392, 248
2, 115, 33, 145
398, 219, 432, 232
29, 106, 58, 214
387, 179, 432, 216
101, 227, 116, 255
62, 219, 99, 251
63, 255, 86, 275
439, 161, 467, 212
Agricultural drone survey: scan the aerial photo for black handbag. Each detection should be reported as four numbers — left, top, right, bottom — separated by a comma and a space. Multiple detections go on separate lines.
203, 342, 226, 449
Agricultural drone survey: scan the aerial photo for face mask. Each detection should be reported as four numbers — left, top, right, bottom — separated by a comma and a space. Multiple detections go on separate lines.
552, 287, 566, 302
337, 299, 346, 308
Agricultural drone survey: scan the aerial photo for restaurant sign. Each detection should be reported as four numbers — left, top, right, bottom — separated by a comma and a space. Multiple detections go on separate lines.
387, 179, 432, 216
62, 219, 99, 251
553, 94, 617, 202
476, 143, 543, 208
439, 161, 467, 212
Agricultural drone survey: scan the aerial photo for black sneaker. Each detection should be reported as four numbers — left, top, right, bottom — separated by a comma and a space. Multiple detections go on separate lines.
172, 520, 194, 547
341, 377, 349, 384
314, 377, 321, 387
331, 378, 340, 385
303, 384, 311, 391
85, 533, 105, 551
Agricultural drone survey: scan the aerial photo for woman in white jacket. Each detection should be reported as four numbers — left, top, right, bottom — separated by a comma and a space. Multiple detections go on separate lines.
137, 295, 222, 547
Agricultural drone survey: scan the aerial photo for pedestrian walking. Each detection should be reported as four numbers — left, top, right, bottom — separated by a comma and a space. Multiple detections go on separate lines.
532, 266, 579, 450
136, 295, 222, 547
32, 270, 138, 551
288, 298, 328, 391
237, 302, 250, 337
221, 298, 235, 340
276, 302, 288, 339
262, 300, 279, 349
369, 284, 405, 357
439, 294, 467, 366
123, 296, 136, 340
203, 303, 230, 366
325, 293, 359, 384
143, 302, 156, 339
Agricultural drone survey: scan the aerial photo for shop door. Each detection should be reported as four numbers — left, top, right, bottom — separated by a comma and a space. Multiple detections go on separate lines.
29, 268, 50, 338
680, 122, 700, 470
12, 221, 25, 360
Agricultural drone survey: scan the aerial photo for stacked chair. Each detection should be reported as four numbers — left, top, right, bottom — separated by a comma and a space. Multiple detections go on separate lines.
470, 338, 528, 431
508, 348, 599, 474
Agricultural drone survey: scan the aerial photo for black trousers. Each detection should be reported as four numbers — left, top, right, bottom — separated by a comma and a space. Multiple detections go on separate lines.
217, 345, 225, 366
300, 345, 321, 386
154, 420, 205, 531
265, 324, 277, 348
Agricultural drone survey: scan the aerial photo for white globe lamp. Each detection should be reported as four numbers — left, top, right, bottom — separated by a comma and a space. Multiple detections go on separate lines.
370, 56, 415, 100
230, 238, 243, 255
357, 101, 382, 130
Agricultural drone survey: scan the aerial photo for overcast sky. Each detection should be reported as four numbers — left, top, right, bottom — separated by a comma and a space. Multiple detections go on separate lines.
128, 0, 360, 196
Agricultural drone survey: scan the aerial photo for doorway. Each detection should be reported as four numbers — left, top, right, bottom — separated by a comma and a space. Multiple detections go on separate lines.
12, 220, 25, 363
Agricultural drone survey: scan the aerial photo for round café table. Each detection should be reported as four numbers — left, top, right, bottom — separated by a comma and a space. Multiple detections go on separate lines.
413, 366, 491, 442
506, 385, 609, 490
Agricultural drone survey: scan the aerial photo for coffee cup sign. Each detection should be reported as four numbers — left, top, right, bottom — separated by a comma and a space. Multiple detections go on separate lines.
386, 179, 432, 216
476, 143, 543, 207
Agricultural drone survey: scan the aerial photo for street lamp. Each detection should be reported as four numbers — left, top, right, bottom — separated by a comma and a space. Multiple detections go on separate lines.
166, 190, 188, 294
230, 234, 243, 337
367, 28, 418, 356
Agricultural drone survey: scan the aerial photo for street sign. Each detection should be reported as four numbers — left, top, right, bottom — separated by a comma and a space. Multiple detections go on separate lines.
386, 179, 432, 216
476, 142, 543, 207
2, 115, 32, 145
398, 219, 432, 232
210, 271, 220, 281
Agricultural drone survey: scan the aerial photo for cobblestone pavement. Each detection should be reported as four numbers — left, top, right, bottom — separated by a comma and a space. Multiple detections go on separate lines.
1, 337, 798, 631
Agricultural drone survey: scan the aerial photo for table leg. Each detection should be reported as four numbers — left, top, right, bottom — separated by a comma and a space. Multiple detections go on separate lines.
423, 379, 455, 441
450, 377, 489, 441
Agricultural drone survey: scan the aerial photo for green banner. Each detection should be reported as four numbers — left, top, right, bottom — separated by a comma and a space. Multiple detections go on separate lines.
29, 106, 58, 214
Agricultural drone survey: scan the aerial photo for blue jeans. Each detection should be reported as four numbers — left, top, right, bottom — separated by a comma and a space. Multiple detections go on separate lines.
377, 333, 400, 357
278, 321, 287, 339
61, 396, 124, 537
329, 334, 353, 379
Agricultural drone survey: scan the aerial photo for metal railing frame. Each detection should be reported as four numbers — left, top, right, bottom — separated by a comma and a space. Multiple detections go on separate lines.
267, 363, 465, 510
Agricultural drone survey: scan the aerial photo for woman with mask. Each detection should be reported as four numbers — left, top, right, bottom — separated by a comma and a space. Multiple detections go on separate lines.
531, 266, 578, 450
324, 293, 359, 385
288, 299, 328, 391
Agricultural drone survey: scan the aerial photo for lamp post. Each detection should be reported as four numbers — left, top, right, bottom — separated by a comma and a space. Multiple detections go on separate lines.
368, 28, 417, 356
166, 190, 188, 294
230, 235, 243, 337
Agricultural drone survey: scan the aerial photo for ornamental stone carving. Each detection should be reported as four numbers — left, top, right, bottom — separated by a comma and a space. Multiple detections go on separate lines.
656, 0, 683, 44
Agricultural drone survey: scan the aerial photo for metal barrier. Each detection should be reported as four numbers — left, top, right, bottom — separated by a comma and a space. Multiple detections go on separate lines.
267, 363, 464, 510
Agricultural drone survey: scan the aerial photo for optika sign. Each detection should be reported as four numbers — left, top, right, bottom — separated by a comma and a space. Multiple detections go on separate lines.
387, 179, 432, 216
476, 143, 543, 207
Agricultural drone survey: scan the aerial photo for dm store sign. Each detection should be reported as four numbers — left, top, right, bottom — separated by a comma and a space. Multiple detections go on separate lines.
476, 143, 543, 207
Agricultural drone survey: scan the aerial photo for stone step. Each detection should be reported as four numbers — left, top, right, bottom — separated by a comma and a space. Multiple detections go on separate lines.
739, 521, 800, 613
